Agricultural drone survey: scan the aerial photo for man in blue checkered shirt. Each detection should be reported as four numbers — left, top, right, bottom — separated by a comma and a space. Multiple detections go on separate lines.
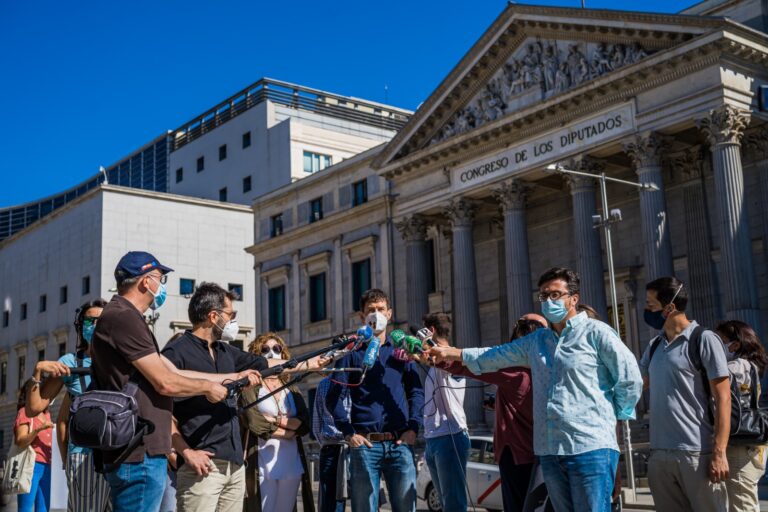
313, 377, 351, 512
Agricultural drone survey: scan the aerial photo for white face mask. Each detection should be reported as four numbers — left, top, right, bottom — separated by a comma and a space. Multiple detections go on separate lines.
220, 320, 239, 342
366, 311, 388, 335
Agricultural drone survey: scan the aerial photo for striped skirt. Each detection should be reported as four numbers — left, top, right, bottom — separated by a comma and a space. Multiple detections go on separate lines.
66, 451, 112, 512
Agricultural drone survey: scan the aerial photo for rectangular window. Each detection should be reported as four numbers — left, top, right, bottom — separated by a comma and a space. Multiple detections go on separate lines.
197, 156, 205, 172
60, 285, 68, 304
242, 131, 251, 149
17, 355, 25, 389
228, 284, 243, 301
39, 295, 47, 313
175, 167, 183, 183
37, 349, 44, 363
426, 239, 436, 293
270, 214, 283, 237
268, 286, 286, 332
309, 273, 327, 323
20, 303, 27, 321
180, 278, 196, 296
309, 198, 323, 223
303, 151, 333, 174
0, 360, 6, 395
219, 187, 228, 202
58, 342, 66, 358
82, 276, 90, 296
2, 311, 8, 328
352, 259, 371, 310
243, 176, 252, 193
219, 144, 227, 161
352, 179, 368, 207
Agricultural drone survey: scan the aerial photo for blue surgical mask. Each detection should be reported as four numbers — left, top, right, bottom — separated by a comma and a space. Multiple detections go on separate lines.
150, 281, 167, 310
542, 299, 569, 324
643, 309, 666, 330
82, 323, 96, 343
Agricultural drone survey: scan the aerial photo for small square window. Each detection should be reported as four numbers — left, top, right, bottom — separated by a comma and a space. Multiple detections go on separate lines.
243, 176, 252, 193
20, 303, 27, 321
242, 132, 251, 149
2, 311, 8, 328
303, 151, 332, 174
219, 144, 227, 161
271, 214, 283, 238
60, 285, 68, 304
228, 284, 243, 301
309, 198, 323, 223
82, 276, 90, 296
197, 156, 205, 172
180, 278, 196, 296
219, 187, 228, 202
175, 167, 184, 183
39, 295, 47, 313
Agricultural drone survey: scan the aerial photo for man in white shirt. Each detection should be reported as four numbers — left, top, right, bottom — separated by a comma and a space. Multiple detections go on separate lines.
421, 313, 469, 512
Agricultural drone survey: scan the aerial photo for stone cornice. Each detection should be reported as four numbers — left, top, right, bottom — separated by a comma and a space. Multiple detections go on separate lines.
379, 31, 767, 182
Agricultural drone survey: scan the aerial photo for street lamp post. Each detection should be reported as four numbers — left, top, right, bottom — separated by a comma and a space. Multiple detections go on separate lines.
546, 163, 658, 500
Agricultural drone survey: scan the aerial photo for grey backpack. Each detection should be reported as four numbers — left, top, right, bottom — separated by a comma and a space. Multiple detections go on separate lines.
68, 370, 153, 466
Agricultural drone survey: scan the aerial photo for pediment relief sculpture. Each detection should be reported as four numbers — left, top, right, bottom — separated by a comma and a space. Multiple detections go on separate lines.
429, 38, 651, 147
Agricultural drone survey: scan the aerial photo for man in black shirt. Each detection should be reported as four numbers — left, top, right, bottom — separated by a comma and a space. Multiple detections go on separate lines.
162, 282, 265, 512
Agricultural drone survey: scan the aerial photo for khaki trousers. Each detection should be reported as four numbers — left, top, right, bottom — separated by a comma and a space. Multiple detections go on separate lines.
725, 445, 766, 512
176, 458, 245, 512
648, 449, 728, 512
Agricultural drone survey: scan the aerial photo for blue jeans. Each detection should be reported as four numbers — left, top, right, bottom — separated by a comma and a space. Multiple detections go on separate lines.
17, 462, 50, 512
319, 445, 346, 512
425, 431, 470, 512
539, 449, 619, 512
349, 441, 416, 512
104, 454, 167, 512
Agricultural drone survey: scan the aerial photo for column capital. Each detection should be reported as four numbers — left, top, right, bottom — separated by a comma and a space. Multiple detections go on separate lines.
493, 179, 528, 212
669, 147, 705, 184
395, 215, 429, 242
562, 156, 603, 194
697, 104, 750, 147
444, 198, 477, 227
744, 125, 768, 161
623, 132, 671, 170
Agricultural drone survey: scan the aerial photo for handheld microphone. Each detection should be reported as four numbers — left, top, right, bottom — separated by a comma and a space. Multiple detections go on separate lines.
390, 329, 406, 348
356, 325, 374, 341
68, 367, 91, 376
403, 335, 425, 354
362, 336, 381, 369
415, 328, 436, 348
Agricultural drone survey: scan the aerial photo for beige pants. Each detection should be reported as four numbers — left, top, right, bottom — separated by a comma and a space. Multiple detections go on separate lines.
648, 449, 728, 512
725, 445, 766, 512
176, 458, 245, 512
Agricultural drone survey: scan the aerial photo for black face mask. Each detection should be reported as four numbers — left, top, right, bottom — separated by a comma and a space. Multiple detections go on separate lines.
643, 309, 666, 330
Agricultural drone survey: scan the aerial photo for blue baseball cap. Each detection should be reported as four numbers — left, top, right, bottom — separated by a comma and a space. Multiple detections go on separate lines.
114, 251, 174, 282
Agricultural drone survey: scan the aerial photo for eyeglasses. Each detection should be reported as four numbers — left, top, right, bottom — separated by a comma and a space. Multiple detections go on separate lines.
216, 310, 238, 320
261, 344, 283, 355
147, 274, 168, 285
537, 290, 571, 302
82, 317, 99, 327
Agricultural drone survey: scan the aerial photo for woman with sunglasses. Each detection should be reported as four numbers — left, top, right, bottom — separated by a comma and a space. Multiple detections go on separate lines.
26, 298, 112, 512
240, 333, 314, 512
715, 320, 768, 511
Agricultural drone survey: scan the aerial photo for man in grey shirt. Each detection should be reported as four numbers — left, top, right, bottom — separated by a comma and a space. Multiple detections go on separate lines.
640, 277, 731, 512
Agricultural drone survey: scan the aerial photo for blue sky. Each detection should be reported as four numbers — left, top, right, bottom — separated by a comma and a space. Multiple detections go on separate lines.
0, 0, 696, 207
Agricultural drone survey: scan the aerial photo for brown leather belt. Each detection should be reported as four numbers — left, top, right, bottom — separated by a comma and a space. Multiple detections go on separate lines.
363, 432, 395, 442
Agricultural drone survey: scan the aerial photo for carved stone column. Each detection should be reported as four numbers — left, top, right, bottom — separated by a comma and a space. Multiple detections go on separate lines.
745, 126, 768, 289
698, 105, 760, 328
444, 198, 484, 428
493, 180, 534, 335
395, 215, 431, 330
566, 158, 608, 320
624, 132, 674, 281
669, 148, 721, 327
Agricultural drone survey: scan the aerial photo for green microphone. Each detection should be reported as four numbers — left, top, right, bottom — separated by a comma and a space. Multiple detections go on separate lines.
404, 335, 425, 354
390, 329, 407, 348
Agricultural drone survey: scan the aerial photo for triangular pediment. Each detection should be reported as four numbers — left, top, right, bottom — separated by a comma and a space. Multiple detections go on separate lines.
372, 4, 732, 171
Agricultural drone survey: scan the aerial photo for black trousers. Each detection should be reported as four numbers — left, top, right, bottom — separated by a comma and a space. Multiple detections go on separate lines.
499, 446, 534, 512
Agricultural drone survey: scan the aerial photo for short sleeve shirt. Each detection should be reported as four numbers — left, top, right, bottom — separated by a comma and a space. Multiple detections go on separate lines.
639, 321, 729, 451
58, 352, 92, 455
14, 408, 52, 464
91, 295, 173, 464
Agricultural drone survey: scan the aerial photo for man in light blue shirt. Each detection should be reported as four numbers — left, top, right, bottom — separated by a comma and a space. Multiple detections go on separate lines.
431, 267, 642, 512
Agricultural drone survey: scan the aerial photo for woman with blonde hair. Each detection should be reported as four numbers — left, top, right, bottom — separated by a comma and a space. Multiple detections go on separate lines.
240, 333, 314, 512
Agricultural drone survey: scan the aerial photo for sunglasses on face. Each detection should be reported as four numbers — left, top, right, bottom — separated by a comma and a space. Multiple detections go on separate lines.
261, 344, 283, 355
